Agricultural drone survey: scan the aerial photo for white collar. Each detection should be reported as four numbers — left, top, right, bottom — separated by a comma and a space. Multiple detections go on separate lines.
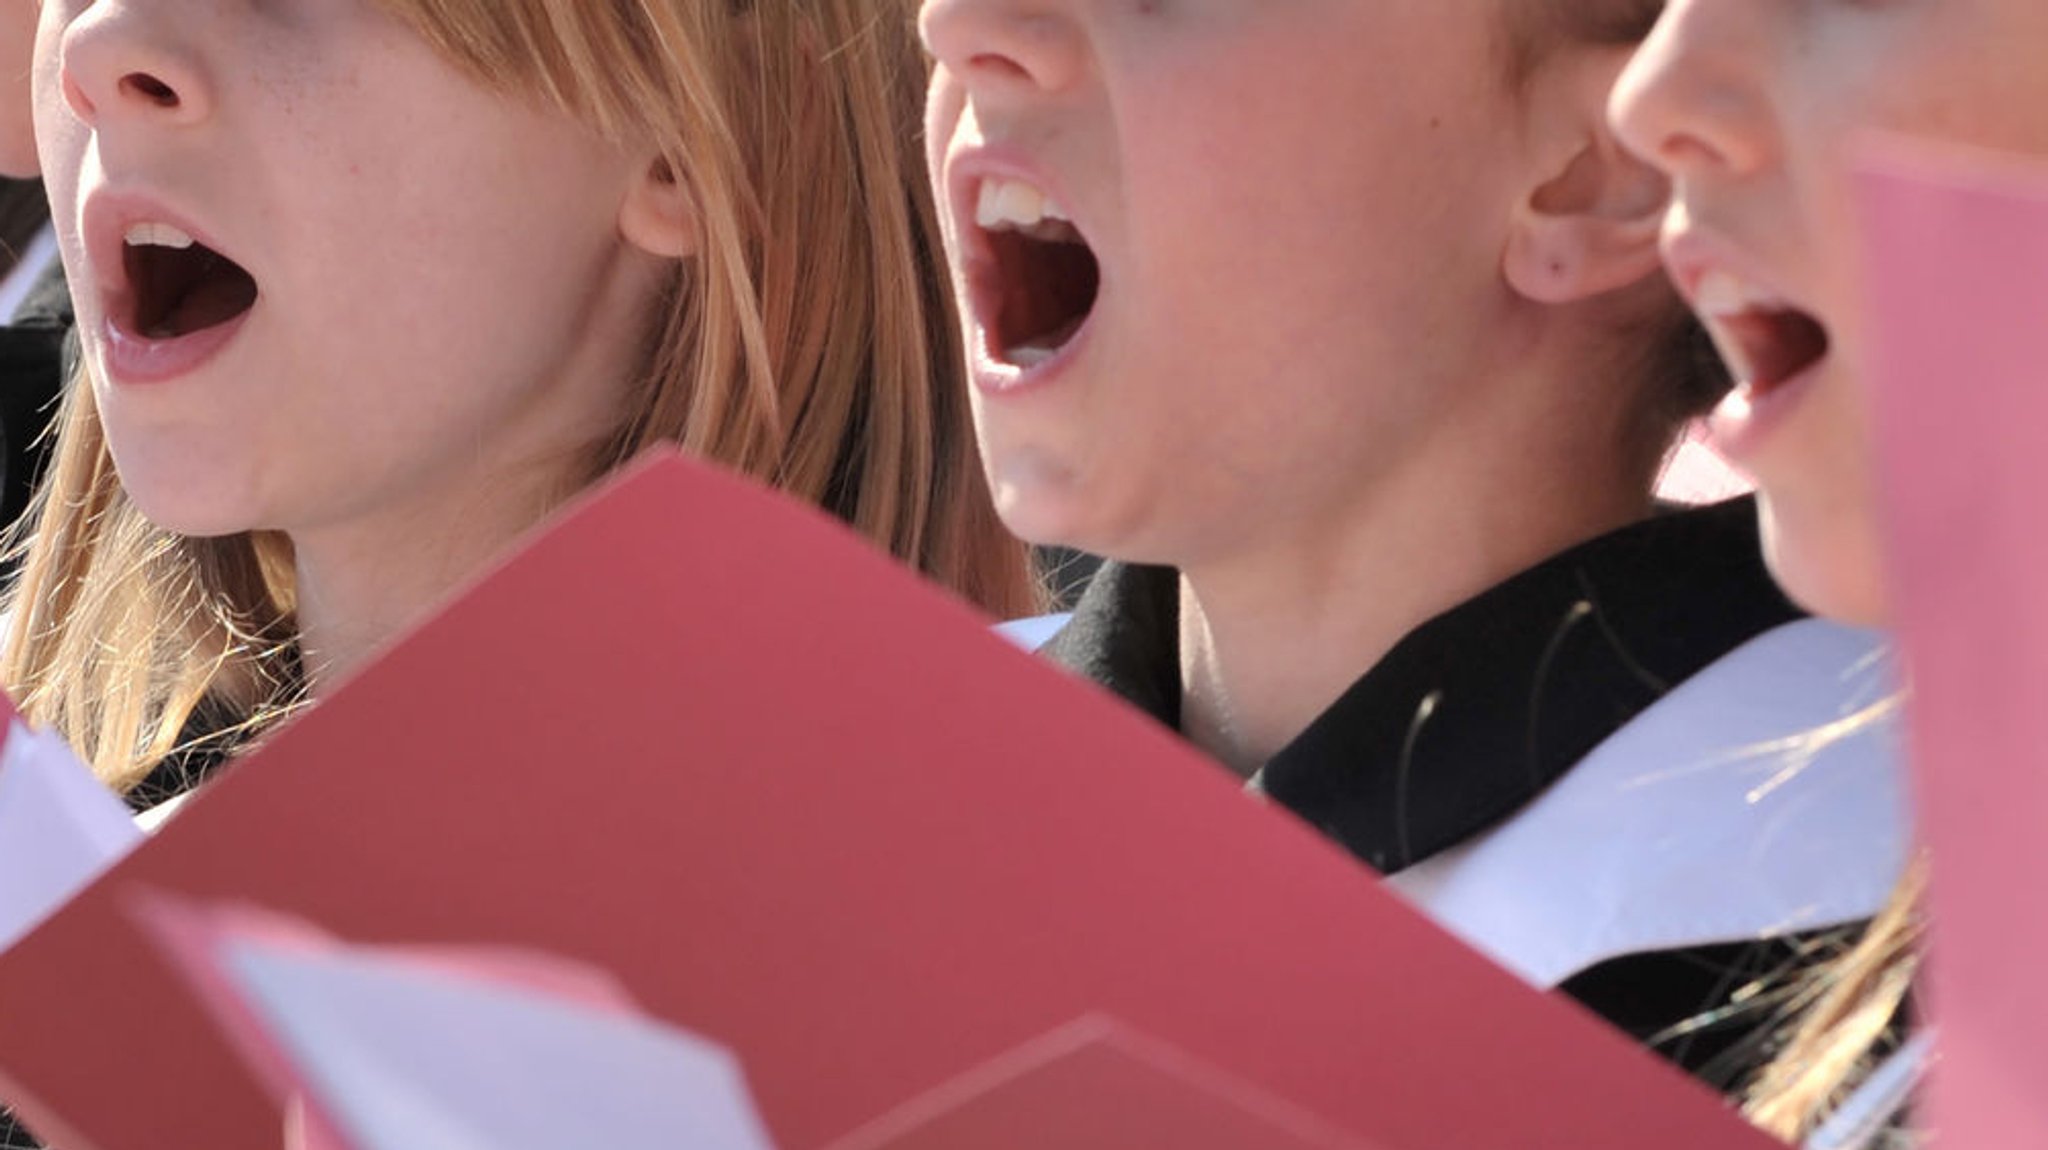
0, 222, 58, 324
1389, 619, 1910, 989
995, 612, 1071, 652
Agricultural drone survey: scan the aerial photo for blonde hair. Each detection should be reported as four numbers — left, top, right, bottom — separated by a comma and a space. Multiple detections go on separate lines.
2, 0, 1037, 792
1745, 863, 1925, 1143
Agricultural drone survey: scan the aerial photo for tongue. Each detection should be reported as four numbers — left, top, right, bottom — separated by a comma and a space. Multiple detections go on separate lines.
1009, 315, 1086, 367
135, 247, 259, 340
1731, 309, 1829, 395
161, 258, 258, 339
994, 233, 1099, 364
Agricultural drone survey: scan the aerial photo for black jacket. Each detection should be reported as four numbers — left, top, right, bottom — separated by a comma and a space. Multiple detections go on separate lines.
1042, 498, 1860, 1088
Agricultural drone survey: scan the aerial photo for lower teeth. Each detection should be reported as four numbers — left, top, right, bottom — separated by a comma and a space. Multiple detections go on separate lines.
1004, 315, 1086, 369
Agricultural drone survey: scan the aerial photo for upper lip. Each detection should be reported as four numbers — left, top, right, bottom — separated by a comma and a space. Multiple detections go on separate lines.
1663, 222, 1835, 388
78, 187, 248, 333
1661, 224, 1808, 318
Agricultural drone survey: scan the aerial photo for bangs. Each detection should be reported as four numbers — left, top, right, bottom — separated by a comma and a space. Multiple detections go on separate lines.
368, 0, 712, 143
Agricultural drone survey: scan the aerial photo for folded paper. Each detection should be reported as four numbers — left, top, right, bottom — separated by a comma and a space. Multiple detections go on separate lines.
137, 896, 774, 1150
0, 702, 144, 954
1857, 135, 2048, 1150
0, 453, 1780, 1150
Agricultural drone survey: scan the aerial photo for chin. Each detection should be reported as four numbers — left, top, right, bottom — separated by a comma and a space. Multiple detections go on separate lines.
990, 488, 1095, 554
114, 470, 262, 540
983, 448, 1095, 547
102, 433, 266, 539
127, 502, 260, 541
1758, 497, 1891, 628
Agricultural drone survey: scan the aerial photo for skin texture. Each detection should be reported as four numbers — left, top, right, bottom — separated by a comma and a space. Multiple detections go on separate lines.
36, 0, 685, 685
927, 1, 1536, 566
1612, 0, 2048, 627
0, 0, 34, 176
923, 0, 1675, 769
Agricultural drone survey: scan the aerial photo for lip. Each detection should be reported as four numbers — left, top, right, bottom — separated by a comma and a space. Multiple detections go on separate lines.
80, 188, 256, 387
944, 147, 1102, 398
1662, 227, 1829, 464
1705, 353, 1826, 464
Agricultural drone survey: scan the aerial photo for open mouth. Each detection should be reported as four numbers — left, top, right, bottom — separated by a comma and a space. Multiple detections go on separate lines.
1719, 307, 1829, 397
123, 223, 259, 341
1694, 272, 1830, 399
973, 178, 1100, 369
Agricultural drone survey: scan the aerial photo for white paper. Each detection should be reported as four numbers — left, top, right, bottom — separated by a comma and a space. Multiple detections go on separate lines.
220, 938, 779, 1150
0, 719, 146, 953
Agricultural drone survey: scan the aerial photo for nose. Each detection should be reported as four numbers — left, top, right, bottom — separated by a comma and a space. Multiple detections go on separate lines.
919, 0, 1087, 99
1609, 0, 1773, 182
58, 1, 214, 130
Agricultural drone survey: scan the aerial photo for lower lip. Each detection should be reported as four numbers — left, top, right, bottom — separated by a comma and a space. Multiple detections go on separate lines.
1709, 356, 1825, 462
971, 316, 1095, 399
100, 309, 252, 386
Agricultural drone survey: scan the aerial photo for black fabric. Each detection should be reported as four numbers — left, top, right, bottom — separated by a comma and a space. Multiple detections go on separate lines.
1262, 496, 1802, 871
0, 256, 71, 534
1044, 497, 1847, 1084
1048, 498, 1802, 870
120, 699, 256, 815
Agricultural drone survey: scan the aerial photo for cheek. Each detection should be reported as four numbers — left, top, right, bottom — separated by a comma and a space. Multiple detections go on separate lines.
1751, 373, 1891, 624
1757, 488, 1891, 627
925, 72, 964, 181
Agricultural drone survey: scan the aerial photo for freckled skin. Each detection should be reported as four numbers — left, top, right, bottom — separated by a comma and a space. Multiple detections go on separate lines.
34, 0, 671, 552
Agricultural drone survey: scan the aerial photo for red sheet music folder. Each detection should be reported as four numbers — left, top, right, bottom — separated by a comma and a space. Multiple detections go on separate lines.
0, 453, 1774, 1150
1858, 139, 2048, 1150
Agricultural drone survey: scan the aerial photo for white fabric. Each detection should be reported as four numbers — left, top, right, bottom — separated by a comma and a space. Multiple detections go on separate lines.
1389, 619, 1909, 989
995, 612, 1071, 652
0, 224, 58, 324
1806, 1032, 1932, 1150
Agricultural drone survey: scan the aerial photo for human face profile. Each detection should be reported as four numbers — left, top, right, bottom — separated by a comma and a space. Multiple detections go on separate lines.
37, 0, 666, 550
1613, 0, 2048, 625
922, 0, 1534, 568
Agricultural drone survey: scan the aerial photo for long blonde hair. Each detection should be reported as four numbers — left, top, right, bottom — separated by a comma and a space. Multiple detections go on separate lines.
1746, 863, 1926, 1143
2, 0, 1037, 792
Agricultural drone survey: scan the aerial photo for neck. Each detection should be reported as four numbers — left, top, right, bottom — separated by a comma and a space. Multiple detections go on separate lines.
292, 462, 567, 697
1177, 360, 1660, 775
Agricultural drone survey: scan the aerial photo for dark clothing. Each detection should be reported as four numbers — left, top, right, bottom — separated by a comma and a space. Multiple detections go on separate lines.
1043, 498, 1841, 1087
0, 257, 72, 533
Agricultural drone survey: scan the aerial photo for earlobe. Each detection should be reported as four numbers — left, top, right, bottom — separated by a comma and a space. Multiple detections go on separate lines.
1502, 164, 1668, 305
619, 154, 699, 260
1504, 58, 1673, 306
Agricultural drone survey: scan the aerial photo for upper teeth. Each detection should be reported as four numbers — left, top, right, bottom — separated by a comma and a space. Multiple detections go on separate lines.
1694, 270, 1788, 318
124, 222, 196, 250
975, 178, 1071, 232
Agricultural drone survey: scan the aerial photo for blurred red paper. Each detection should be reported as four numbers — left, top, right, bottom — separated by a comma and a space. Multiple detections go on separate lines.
0, 453, 1776, 1150
1858, 138, 2048, 1150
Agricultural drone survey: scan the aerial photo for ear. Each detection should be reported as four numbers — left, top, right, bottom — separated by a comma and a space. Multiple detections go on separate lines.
1503, 49, 1670, 306
618, 155, 699, 260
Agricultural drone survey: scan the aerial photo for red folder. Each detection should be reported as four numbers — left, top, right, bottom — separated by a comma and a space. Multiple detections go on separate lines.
1857, 138, 2048, 1150
0, 453, 1774, 1150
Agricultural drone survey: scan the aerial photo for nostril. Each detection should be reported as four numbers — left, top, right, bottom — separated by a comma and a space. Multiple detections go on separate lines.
120, 72, 179, 108
968, 52, 1032, 82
